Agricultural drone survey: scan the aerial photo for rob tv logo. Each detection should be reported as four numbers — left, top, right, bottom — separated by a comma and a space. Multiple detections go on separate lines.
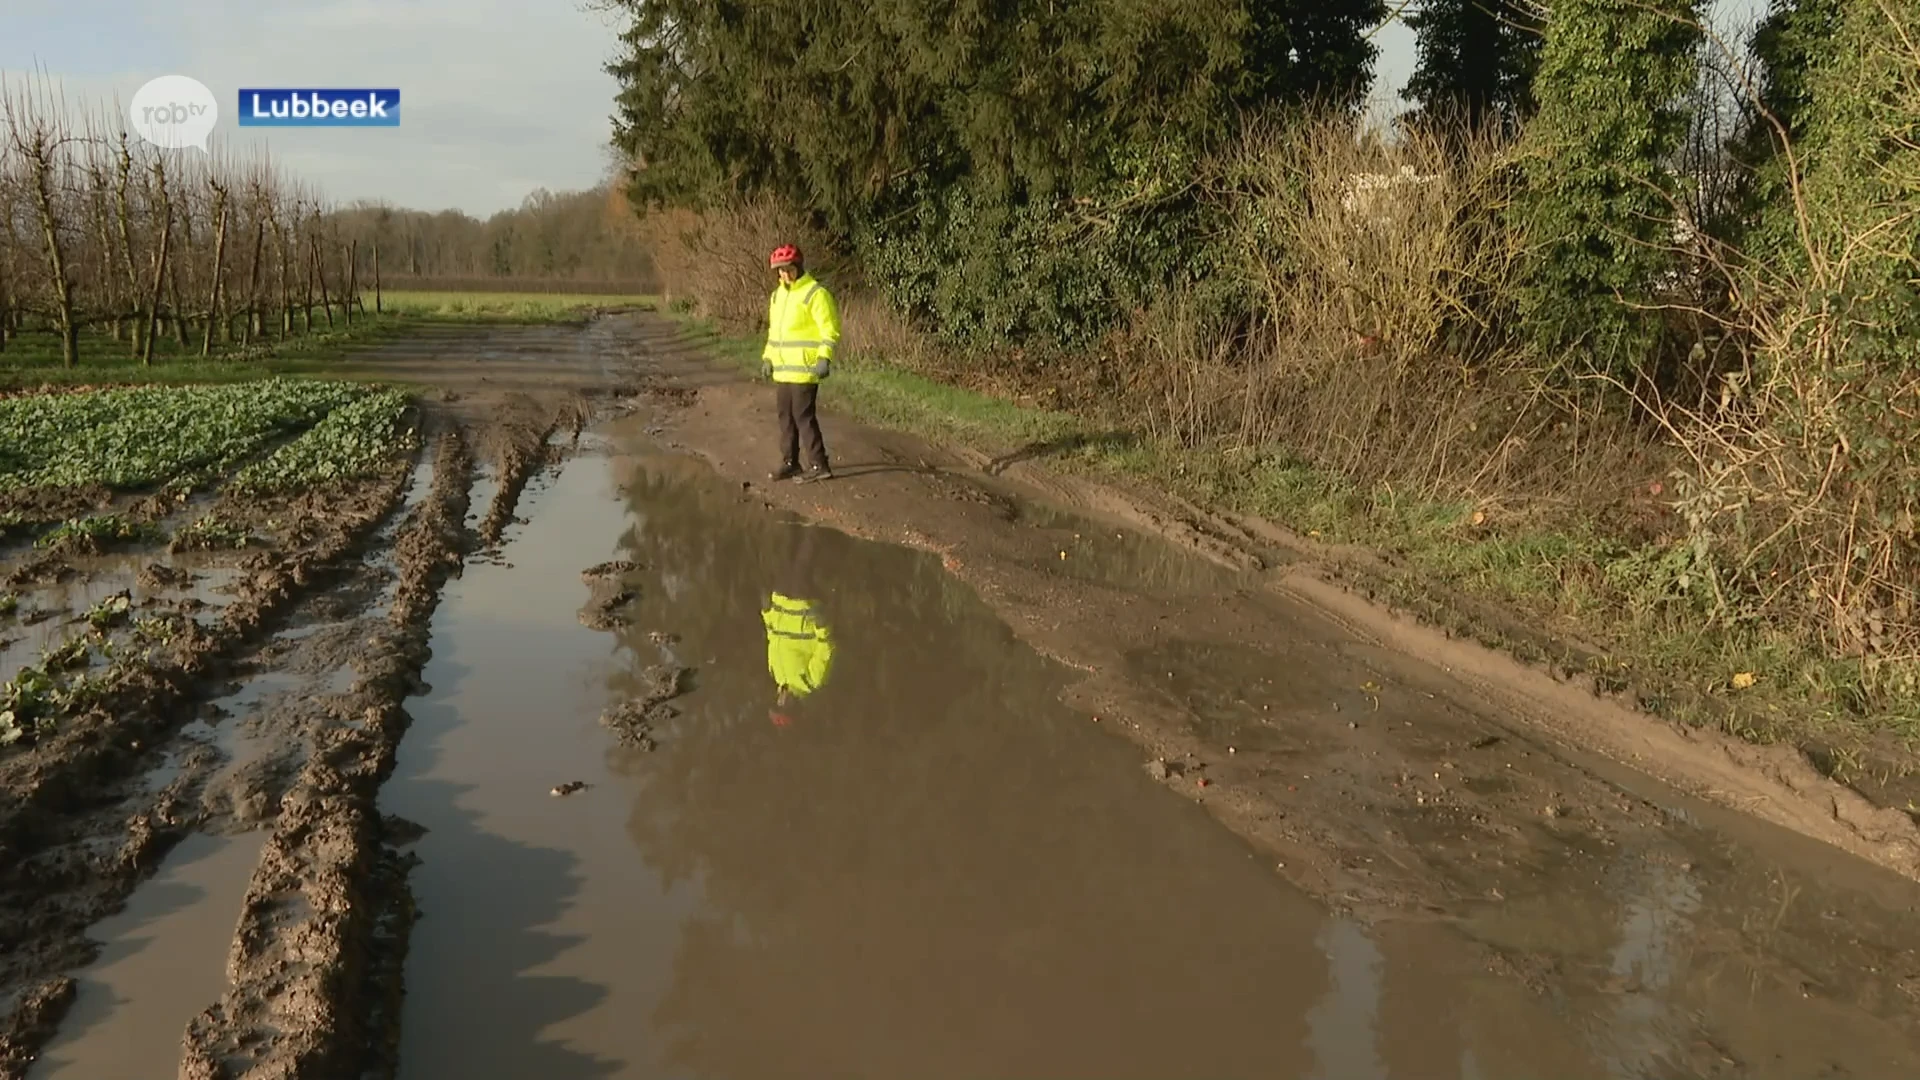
237, 88, 400, 127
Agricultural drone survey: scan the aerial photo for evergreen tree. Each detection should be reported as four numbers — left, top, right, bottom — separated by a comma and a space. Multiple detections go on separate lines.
1723, 0, 1845, 249
1760, 0, 1920, 332
1509, 0, 1702, 376
606, 0, 1388, 348
1402, 0, 1544, 132
1747, 0, 1845, 147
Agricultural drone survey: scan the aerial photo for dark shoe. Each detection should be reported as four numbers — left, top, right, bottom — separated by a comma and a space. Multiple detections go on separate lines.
797, 466, 833, 483
769, 463, 800, 481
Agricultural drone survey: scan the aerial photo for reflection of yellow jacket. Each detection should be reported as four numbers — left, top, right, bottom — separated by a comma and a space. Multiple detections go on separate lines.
763, 592, 833, 696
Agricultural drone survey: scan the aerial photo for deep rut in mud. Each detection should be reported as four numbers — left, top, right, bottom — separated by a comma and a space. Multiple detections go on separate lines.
3, 316, 1919, 1079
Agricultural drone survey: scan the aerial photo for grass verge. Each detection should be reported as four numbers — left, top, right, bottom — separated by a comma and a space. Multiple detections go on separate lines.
675, 316, 1920, 812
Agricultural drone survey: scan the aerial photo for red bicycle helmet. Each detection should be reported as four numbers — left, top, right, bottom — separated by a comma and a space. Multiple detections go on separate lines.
769, 244, 801, 268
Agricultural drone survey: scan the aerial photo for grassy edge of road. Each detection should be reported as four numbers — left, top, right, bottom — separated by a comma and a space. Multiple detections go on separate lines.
0, 291, 658, 390
671, 314, 1920, 817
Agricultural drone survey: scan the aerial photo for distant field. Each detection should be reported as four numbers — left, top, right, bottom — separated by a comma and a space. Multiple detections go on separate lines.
370, 276, 656, 295
370, 290, 658, 322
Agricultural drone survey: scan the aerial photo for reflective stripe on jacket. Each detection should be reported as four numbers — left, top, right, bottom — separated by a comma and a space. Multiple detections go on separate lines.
763, 274, 841, 384
763, 591, 834, 695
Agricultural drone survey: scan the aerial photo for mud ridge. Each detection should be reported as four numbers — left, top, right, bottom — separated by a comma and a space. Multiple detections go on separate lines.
474, 394, 585, 547
0, 462, 414, 862
599, 661, 688, 751
180, 427, 474, 1080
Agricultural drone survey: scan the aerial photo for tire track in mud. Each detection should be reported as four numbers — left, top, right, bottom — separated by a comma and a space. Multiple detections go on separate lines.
180, 402, 580, 1079
177, 429, 471, 1080
474, 398, 569, 549
0, 461, 417, 1079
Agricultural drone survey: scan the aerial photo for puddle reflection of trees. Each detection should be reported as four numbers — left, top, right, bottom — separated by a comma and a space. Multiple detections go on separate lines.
592, 454, 1332, 1078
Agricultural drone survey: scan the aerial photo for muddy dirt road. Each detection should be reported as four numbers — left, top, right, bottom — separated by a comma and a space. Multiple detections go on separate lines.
2, 312, 1918, 1078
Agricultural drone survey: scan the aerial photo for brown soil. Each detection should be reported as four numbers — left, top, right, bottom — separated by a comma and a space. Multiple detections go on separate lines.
0, 485, 110, 528
177, 428, 474, 1079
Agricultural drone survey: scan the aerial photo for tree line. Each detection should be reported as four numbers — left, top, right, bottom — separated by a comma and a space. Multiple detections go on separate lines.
326, 186, 655, 291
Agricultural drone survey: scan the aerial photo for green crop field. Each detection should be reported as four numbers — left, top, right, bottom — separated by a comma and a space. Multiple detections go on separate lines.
0, 379, 415, 516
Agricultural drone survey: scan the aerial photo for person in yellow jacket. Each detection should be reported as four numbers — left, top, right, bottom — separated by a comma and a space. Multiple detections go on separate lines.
761, 244, 840, 483
764, 525, 834, 727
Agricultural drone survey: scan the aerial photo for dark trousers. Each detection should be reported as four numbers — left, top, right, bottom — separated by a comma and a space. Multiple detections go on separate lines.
775, 382, 829, 469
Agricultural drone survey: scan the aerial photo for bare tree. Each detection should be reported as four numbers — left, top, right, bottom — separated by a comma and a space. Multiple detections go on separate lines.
4, 77, 81, 367
113, 131, 147, 357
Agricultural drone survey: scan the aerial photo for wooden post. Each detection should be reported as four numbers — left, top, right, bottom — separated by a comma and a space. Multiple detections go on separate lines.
343, 241, 356, 326
372, 237, 383, 314
313, 235, 335, 329
142, 196, 172, 366
201, 186, 229, 357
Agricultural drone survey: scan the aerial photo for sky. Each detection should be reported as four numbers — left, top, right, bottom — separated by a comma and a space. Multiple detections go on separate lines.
0, 1, 1761, 220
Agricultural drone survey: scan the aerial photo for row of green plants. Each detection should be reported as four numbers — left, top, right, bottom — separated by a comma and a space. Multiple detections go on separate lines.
0, 379, 364, 493
0, 380, 415, 557
228, 387, 413, 492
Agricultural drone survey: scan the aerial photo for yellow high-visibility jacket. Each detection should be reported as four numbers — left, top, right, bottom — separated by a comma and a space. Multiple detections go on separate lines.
763, 591, 834, 696
763, 273, 841, 384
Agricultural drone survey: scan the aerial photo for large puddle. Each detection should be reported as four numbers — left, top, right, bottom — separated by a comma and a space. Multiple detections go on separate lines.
379, 421, 1756, 1079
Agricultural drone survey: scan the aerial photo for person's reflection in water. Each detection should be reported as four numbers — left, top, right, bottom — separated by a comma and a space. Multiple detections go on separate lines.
763, 524, 834, 727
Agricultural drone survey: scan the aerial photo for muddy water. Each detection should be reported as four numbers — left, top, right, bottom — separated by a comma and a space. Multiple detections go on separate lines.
0, 554, 240, 685
1009, 500, 1248, 594
26, 833, 264, 1079
382, 422, 1706, 1080
1133, 634, 1920, 1076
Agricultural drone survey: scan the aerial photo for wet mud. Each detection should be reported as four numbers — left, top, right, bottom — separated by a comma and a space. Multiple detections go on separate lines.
0, 324, 617, 1077
2, 313, 1917, 1077
638, 313, 1920, 1076
377, 429, 1612, 1078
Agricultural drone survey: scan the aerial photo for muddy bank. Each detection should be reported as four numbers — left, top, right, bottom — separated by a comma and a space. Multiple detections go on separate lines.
176, 428, 472, 1079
